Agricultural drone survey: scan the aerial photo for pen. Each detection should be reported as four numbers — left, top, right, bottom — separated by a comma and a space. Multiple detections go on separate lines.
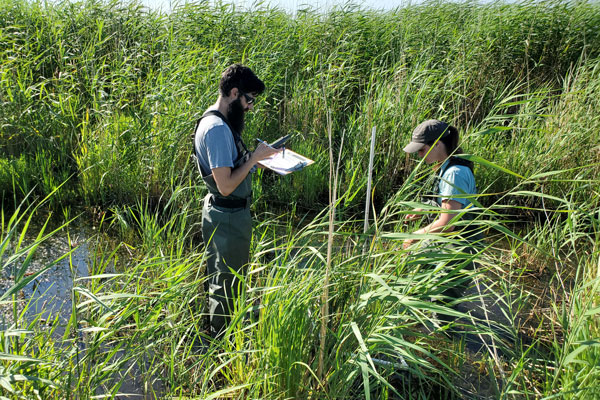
291, 161, 306, 172
256, 138, 274, 148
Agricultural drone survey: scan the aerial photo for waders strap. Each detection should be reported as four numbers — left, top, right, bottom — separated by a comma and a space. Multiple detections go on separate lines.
192, 110, 251, 178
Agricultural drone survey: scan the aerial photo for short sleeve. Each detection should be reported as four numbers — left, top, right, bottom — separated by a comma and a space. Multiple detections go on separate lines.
438, 166, 476, 208
195, 114, 238, 174
204, 125, 236, 170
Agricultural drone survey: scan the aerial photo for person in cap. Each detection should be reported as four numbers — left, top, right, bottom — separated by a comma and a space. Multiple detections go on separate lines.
402, 119, 482, 249
402, 121, 515, 351
193, 64, 280, 339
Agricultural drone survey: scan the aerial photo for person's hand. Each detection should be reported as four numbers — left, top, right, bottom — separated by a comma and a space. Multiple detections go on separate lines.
404, 208, 423, 222
252, 142, 281, 162
402, 238, 416, 249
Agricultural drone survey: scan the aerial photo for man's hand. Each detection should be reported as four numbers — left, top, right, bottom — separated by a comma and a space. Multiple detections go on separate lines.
252, 142, 280, 162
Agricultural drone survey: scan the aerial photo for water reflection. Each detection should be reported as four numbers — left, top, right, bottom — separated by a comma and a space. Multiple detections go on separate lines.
0, 223, 163, 399
26, 234, 90, 325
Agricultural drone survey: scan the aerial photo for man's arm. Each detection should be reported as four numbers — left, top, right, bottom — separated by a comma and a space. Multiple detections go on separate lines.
212, 143, 280, 197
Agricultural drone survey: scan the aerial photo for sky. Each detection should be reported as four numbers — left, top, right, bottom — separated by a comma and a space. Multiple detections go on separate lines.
138, 0, 413, 13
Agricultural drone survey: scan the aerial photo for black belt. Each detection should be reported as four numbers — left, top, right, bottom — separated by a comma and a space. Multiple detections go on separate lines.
209, 195, 250, 209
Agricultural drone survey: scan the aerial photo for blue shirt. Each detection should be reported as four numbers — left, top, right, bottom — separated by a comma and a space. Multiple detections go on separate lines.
438, 159, 477, 208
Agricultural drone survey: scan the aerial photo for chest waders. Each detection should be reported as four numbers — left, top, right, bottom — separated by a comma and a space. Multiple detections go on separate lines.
194, 110, 253, 338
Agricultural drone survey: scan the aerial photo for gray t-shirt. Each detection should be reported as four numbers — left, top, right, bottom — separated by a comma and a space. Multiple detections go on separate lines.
194, 112, 238, 175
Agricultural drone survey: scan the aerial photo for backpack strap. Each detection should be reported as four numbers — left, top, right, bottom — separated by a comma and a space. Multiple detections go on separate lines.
192, 110, 251, 177
429, 156, 474, 206
445, 155, 474, 172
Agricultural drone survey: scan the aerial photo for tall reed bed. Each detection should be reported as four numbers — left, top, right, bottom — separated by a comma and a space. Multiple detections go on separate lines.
0, 0, 599, 398
0, 0, 599, 212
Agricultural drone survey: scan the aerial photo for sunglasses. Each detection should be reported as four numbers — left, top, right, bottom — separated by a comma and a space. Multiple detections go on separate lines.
240, 92, 255, 105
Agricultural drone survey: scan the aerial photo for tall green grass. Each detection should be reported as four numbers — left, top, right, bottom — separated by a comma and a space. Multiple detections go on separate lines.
0, 156, 597, 398
0, 0, 599, 399
0, 0, 599, 212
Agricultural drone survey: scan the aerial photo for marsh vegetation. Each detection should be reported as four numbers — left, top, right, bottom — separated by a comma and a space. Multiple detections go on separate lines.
0, 0, 599, 398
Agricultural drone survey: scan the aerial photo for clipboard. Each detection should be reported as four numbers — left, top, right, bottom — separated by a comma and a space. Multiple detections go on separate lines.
257, 149, 314, 175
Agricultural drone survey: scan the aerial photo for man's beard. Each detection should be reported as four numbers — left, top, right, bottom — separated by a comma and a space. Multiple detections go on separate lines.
226, 97, 245, 134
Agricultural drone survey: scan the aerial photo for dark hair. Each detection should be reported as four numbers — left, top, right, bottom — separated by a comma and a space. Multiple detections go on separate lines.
440, 125, 460, 154
427, 124, 474, 170
219, 64, 265, 96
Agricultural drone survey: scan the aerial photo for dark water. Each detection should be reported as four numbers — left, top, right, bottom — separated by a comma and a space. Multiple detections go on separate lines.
0, 228, 90, 328
27, 235, 90, 324
0, 224, 163, 399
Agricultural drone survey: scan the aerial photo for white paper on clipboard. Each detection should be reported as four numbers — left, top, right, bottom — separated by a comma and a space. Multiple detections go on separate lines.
257, 149, 314, 175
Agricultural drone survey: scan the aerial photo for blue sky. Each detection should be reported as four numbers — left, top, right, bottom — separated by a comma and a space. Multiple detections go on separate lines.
138, 0, 413, 13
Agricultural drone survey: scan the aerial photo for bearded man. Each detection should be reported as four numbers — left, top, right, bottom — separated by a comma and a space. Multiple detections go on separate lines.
194, 64, 279, 338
